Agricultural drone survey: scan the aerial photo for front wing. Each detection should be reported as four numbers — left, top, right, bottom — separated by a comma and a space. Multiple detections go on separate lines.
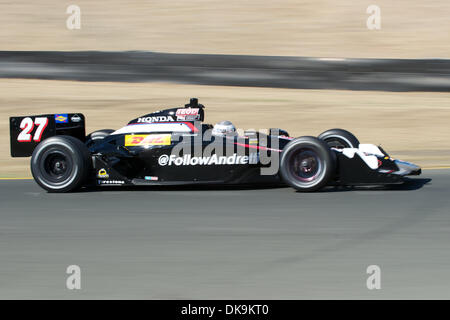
333, 144, 421, 185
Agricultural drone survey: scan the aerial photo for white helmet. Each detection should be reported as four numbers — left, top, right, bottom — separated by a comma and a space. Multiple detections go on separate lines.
212, 120, 237, 137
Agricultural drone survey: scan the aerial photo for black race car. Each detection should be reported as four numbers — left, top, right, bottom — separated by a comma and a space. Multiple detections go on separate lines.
9, 98, 421, 193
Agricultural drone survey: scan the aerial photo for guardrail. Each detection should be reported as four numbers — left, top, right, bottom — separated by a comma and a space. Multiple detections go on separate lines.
0, 51, 449, 92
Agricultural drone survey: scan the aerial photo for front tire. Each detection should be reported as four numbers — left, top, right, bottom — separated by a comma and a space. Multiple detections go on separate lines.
31, 136, 91, 193
318, 128, 359, 149
279, 136, 335, 192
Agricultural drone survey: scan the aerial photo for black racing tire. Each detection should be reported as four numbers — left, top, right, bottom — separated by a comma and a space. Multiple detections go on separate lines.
279, 136, 335, 192
85, 129, 115, 148
31, 136, 91, 193
318, 128, 359, 149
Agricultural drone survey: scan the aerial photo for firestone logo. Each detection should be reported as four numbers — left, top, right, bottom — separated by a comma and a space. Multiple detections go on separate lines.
158, 153, 258, 166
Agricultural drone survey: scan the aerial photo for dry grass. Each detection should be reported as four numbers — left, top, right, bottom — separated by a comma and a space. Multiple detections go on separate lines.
1, 79, 449, 177
0, 0, 449, 58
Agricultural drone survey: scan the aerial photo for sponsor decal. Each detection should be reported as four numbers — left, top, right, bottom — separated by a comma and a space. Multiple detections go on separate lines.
158, 153, 259, 166
97, 168, 109, 179
137, 116, 175, 123
17, 117, 48, 142
176, 108, 200, 121
125, 134, 171, 146
55, 114, 68, 123
71, 114, 82, 123
145, 176, 159, 181
97, 180, 124, 185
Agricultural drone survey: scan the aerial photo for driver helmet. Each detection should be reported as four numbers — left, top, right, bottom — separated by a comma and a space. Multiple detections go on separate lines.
212, 120, 237, 137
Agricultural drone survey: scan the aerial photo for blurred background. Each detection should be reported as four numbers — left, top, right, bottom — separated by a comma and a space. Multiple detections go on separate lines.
2, 0, 450, 57
0, 0, 449, 176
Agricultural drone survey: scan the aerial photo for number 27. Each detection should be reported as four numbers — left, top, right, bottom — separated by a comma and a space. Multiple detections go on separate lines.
17, 117, 49, 142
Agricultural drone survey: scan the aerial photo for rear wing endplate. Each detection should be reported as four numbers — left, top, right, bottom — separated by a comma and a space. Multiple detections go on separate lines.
10, 113, 85, 157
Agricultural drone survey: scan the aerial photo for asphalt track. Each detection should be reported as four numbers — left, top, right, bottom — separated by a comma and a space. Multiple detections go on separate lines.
0, 169, 449, 299
1, 51, 450, 91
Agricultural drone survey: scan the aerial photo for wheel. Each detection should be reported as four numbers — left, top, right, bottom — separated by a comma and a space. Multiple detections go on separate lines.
85, 129, 114, 148
279, 136, 335, 192
31, 136, 92, 193
318, 128, 359, 149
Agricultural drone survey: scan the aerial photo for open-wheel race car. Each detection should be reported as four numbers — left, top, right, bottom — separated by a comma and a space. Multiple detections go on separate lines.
9, 98, 421, 193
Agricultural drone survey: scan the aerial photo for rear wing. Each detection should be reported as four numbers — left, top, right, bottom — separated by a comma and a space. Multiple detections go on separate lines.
10, 113, 86, 157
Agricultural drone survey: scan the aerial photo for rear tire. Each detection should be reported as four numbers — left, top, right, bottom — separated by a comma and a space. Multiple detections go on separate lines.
31, 136, 91, 193
279, 136, 335, 192
85, 129, 114, 148
318, 128, 359, 149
